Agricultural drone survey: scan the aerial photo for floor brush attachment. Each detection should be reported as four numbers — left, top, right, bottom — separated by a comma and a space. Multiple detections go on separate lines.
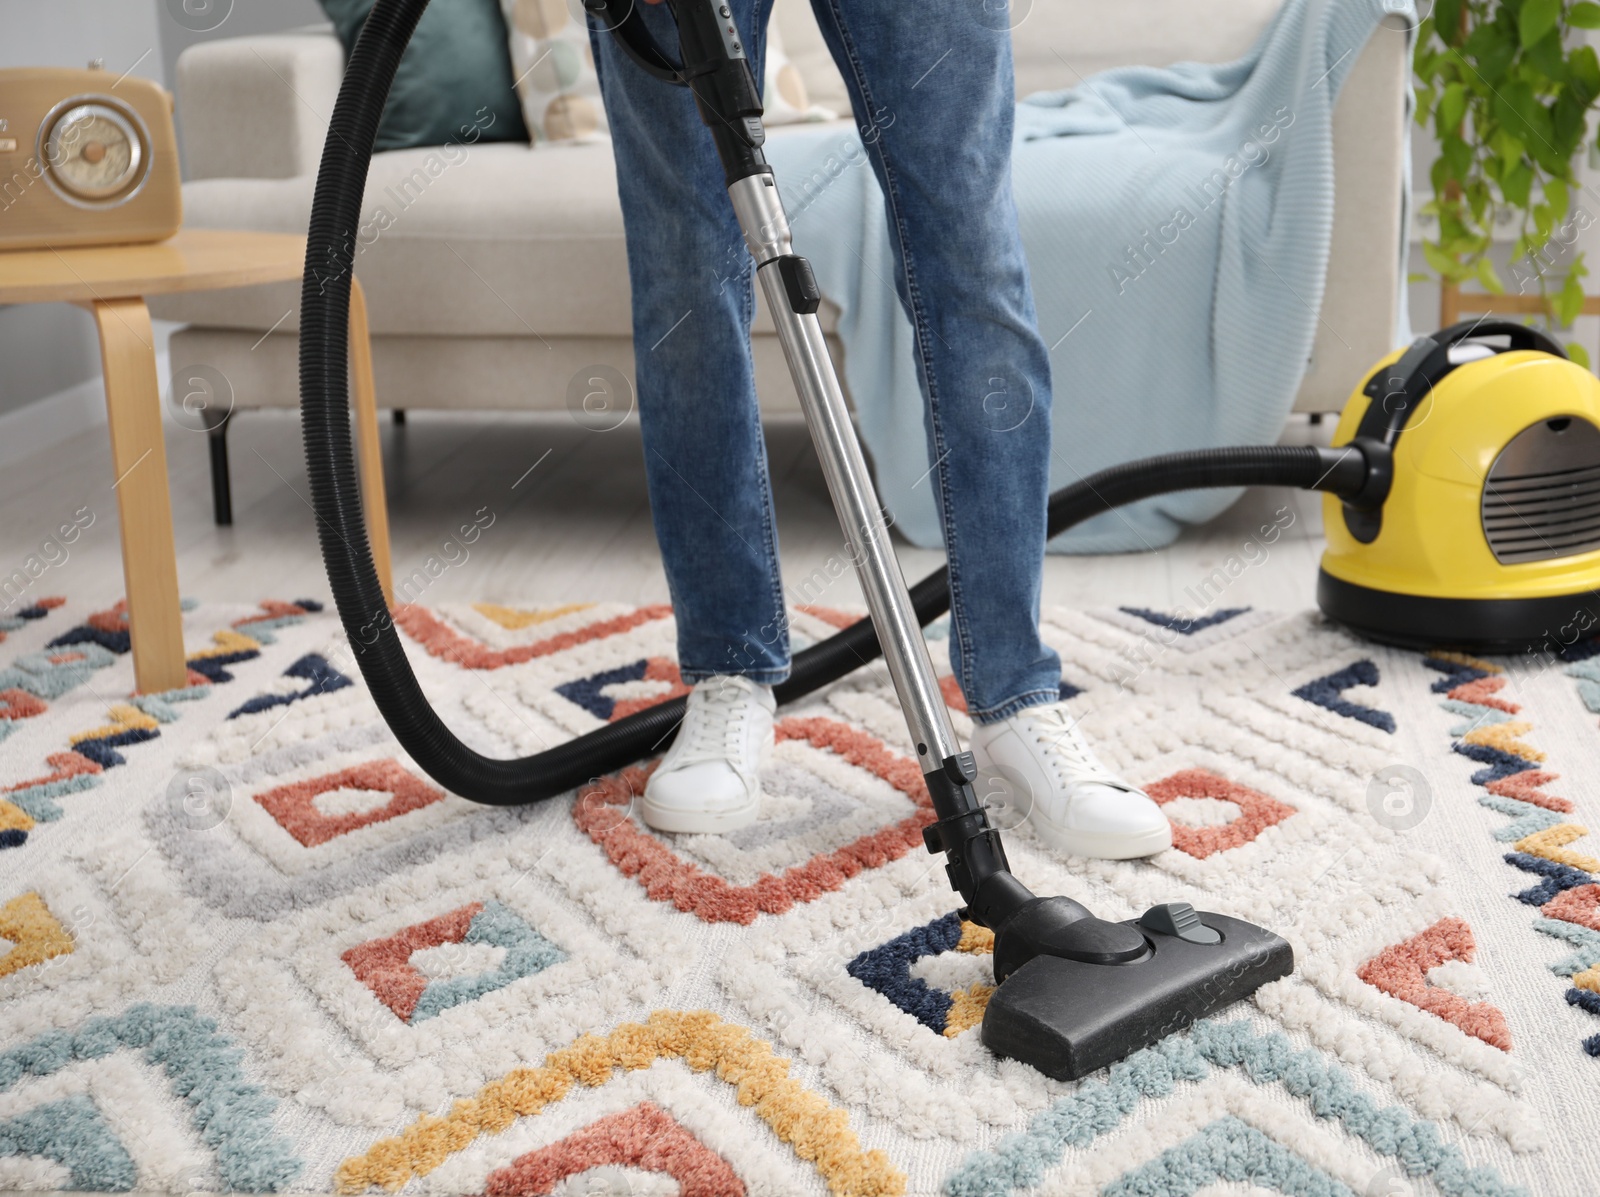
979, 896, 1293, 1080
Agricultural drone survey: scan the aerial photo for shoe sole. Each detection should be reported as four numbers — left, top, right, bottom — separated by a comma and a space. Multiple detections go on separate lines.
978, 767, 1172, 861
638, 791, 762, 834
1029, 817, 1173, 861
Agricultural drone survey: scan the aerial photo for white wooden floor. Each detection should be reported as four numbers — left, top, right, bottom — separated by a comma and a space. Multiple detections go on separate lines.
0, 410, 1332, 618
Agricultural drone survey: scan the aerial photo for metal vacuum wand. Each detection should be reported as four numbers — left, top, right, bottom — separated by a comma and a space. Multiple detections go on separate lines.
729, 118, 1039, 927
580, 0, 1293, 1080
587, 0, 1030, 928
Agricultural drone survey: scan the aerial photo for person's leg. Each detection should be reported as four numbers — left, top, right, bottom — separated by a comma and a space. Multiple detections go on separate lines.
802, 3, 1170, 857
801, 1, 1059, 723
591, 1, 784, 834
590, 0, 788, 686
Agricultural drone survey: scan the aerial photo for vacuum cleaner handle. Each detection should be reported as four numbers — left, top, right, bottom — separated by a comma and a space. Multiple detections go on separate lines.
580, 0, 685, 83
1342, 318, 1568, 540
1432, 318, 1566, 358
1356, 319, 1567, 448
585, 0, 771, 185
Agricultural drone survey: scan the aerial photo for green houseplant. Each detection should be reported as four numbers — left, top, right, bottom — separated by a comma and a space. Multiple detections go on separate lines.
1414, 0, 1600, 362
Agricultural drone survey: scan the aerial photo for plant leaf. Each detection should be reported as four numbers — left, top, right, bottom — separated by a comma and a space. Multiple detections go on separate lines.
1435, 0, 1464, 44
1442, 133, 1476, 178
1519, 0, 1560, 49
1553, 93, 1586, 153
1438, 81, 1469, 132
1423, 239, 1468, 279
1468, 22, 1518, 81
1571, 1, 1600, 28
1528, 27, 1568, 78
1502, 159, 1535, 207
1546, 177, 1570, 224
1571, 45, 1600, 103
1557, 270, 1587, 325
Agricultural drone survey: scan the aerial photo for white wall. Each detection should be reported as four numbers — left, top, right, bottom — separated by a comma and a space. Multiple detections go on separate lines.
0, 0, 167, 80
158, 0, 326, 106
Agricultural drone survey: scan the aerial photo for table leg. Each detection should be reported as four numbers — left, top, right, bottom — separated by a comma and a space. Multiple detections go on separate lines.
89, 298, 188, 694
348, 277, 394, 607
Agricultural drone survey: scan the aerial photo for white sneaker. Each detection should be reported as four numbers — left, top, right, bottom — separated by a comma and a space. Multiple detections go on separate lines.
971, 701, 1171, 860
641, 675, 775, 833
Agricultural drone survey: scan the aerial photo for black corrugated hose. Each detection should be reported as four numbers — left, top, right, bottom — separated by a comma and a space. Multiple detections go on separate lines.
299, 0, 1368, 807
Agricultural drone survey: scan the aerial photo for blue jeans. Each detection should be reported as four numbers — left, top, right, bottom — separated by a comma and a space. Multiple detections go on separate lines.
590, 0, 1061, 724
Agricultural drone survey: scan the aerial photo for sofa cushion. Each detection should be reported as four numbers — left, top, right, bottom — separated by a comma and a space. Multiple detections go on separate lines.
155, 133, 838, 338
162, 141, 623, 336
319, 0, 530, 151
762, 14, 839, 124
501, 0, 609, 145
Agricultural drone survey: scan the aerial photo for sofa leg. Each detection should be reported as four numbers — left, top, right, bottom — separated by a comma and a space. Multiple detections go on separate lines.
208, 414, 233, 527
392, 409, 406, 426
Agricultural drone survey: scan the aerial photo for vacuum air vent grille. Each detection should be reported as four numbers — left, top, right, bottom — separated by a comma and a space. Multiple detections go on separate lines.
1483, 417, 1600, 564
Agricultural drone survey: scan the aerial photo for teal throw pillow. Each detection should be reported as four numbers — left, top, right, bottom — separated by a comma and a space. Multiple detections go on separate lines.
318, 0, 530, 151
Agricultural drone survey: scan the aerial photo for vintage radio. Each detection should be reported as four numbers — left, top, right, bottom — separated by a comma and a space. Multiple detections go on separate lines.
0, 67, 182, 251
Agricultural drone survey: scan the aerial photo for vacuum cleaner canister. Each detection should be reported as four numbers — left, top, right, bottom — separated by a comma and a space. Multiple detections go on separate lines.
1320, 321, 1600, 652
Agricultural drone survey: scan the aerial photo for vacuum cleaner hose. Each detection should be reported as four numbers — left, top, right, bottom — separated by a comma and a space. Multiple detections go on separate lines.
299, 0, 1371, 807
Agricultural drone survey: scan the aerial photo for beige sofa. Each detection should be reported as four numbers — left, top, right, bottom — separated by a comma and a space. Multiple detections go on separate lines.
154, 0, 1411, 517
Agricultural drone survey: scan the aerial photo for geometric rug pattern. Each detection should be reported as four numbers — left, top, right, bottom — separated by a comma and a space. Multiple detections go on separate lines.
2, 596, 1596, 1193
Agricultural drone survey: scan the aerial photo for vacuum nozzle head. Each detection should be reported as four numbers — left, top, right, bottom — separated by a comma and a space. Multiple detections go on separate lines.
981, 908, 1292, 1081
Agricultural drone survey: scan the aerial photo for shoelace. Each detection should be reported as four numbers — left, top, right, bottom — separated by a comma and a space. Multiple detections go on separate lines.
1016, 706, 1120, 789
675, 679, 754, 766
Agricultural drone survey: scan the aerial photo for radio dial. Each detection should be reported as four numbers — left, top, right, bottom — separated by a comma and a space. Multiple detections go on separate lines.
41, 99, 148, 205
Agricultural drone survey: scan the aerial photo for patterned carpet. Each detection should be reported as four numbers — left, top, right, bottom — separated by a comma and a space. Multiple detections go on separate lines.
2, 594, 1598, 1195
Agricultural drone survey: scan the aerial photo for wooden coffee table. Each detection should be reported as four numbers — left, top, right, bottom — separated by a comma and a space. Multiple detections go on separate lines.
0, 229, 393, 693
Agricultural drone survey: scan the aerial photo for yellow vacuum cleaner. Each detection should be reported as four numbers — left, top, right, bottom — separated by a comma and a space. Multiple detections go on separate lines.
1319, 319, 1600, 653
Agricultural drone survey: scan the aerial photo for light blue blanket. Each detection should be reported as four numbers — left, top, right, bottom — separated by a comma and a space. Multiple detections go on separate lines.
765, 0, 1414, 552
